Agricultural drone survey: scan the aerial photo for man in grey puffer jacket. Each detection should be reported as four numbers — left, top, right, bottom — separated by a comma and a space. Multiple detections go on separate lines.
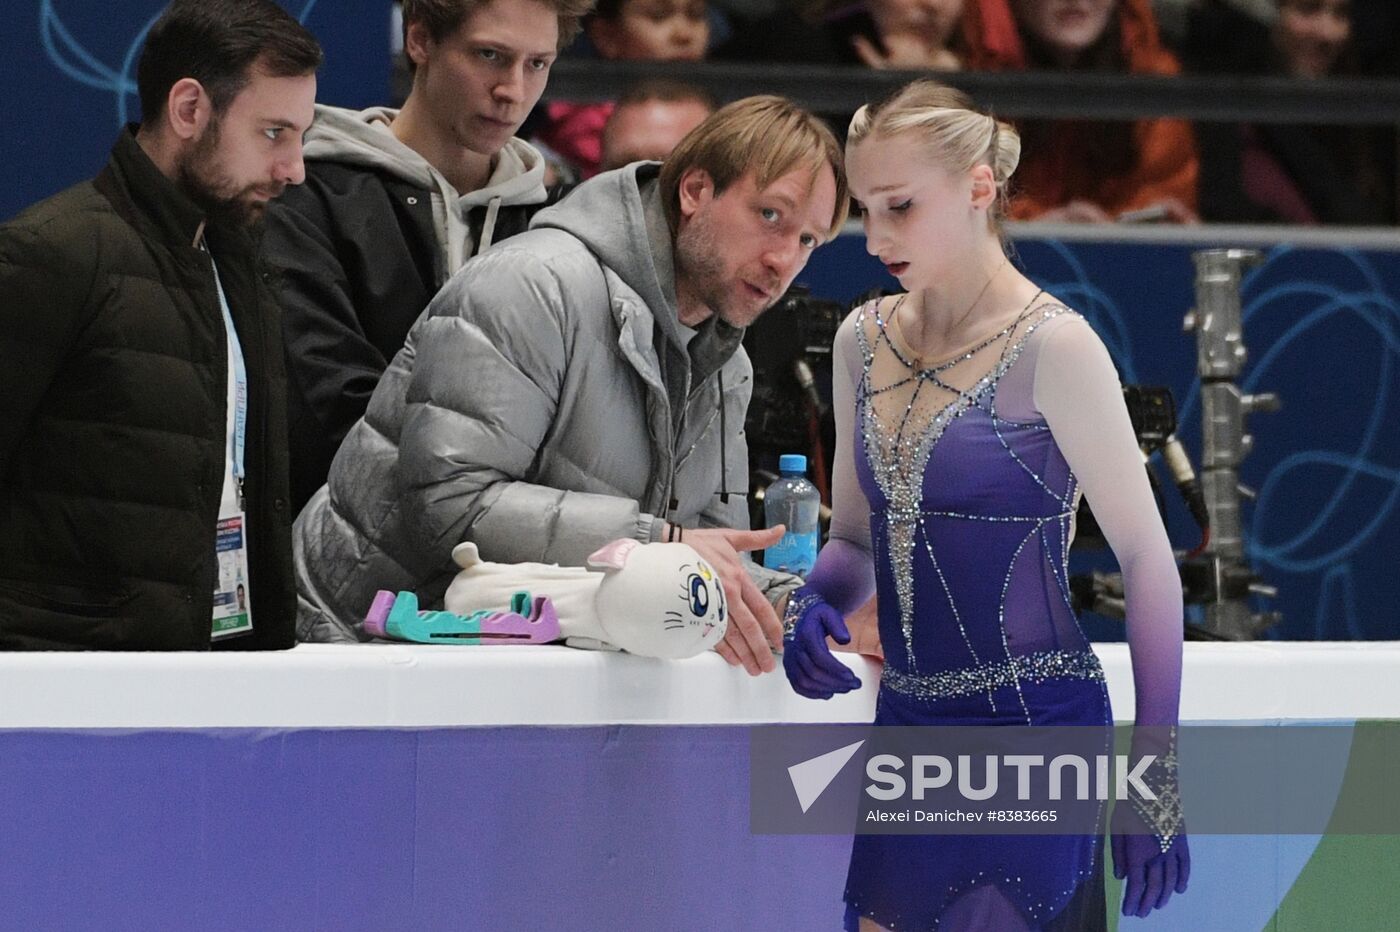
295, 96, 847, 674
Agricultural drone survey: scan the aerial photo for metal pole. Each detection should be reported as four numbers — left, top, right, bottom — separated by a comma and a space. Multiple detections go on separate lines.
1184, 249, 1281, 639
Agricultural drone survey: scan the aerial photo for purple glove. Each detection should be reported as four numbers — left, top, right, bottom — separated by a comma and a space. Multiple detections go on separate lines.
1112, 831, 1190, 918
782, 588, 862, 700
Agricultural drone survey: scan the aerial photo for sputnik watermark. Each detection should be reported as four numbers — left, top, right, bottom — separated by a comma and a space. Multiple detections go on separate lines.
752, 725, 1181, 836
753, 724, 1400, 836
780, 743, 1158, 832
787, 739, 866, 813
864, 753, 1157, 802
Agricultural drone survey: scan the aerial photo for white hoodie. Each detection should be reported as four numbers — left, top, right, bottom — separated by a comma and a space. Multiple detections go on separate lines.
301, 104, 549, 285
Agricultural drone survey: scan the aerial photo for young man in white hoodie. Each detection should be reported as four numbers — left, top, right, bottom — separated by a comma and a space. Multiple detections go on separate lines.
264, 0, 591, 510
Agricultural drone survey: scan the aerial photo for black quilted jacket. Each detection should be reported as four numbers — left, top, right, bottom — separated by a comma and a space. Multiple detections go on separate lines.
0, 129, 296, 650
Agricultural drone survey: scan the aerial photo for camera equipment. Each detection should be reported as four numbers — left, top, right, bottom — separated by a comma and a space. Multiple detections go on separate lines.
748, 260, 1282, 641
742, 285, 845, 454
1073, 249, 1282, 640
743, 285, 852, 528
1070, 385, 1180, 548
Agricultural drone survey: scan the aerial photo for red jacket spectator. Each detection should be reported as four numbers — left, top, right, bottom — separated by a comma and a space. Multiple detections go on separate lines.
537, 100, 615, 178
960, 0, 1199, 221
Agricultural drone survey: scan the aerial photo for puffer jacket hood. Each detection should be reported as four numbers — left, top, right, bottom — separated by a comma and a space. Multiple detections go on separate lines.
532, 162, 743, 377
531, 161, 690, 355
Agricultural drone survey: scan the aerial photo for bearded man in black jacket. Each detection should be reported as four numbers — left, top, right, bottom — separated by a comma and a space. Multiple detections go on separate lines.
0, 0, 321, 650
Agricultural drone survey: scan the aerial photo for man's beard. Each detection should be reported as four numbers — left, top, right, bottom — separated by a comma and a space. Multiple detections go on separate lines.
176, 118, 281, 230
674, 209, 781, 328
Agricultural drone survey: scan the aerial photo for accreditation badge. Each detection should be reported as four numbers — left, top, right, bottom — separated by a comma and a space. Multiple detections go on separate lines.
211, 512, 253, 639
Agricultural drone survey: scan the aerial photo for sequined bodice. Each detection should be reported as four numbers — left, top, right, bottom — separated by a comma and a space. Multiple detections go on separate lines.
852, 299, 1103, 720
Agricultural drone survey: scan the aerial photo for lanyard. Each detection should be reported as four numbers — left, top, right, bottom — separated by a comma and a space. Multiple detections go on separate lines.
208, 254, 249, 494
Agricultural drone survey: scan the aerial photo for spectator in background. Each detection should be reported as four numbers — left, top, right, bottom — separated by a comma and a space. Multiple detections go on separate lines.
589, 0, 710, 58
537, 0, 709, 177
264, 0, 591, 512
1271, 0, 1351, 78
1186, 0, 1394, 224
851, 0, 965, 69
1154, 0, 1275, 49
599, 80, 716, 170
960, 0, 1200, 222
719, 0, 966, 69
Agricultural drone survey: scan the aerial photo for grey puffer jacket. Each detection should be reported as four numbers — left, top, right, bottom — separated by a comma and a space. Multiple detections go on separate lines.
295, 163, 792, 640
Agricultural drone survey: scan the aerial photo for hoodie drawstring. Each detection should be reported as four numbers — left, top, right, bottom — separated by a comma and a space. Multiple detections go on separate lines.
718, 371, 731, 505
479, 196, 502, 254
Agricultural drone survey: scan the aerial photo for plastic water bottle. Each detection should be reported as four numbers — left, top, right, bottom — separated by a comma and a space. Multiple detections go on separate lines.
764, 454, 820, 576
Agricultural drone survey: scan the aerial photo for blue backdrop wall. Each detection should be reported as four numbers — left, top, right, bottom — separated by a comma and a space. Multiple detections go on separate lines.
799, 234, 1400, 642
4, 0, 388, 222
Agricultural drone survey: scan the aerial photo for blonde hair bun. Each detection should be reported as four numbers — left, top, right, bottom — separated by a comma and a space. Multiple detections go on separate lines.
848, 80, 1021, 220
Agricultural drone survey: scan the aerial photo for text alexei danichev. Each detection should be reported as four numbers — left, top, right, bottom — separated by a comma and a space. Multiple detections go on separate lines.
865, 809, 1060, 823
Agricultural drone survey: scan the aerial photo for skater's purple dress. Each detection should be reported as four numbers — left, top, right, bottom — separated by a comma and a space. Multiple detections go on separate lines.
796, 296, 1184, 930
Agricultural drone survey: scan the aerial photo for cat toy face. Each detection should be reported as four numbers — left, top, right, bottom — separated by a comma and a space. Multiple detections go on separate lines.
668, 557, 727, 646
590, 540, 729, 658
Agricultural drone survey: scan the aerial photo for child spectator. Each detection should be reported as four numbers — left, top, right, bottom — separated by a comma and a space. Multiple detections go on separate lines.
590, 0, 710, 58
719, 0, 966, 70
1186, 0, 1394, 224
853, 0, 965, 69
537, 0, 710, 177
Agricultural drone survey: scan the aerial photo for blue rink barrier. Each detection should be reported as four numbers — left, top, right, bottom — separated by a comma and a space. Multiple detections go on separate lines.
0, 725, 1371, 931
0, 726, 855, 930
798, 225, 1400, 641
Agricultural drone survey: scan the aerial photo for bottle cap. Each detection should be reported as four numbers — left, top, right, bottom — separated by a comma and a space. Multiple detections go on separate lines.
779, 454, 807, 474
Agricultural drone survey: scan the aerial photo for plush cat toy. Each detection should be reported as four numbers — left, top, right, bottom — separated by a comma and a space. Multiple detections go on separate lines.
444, 538, 728, 659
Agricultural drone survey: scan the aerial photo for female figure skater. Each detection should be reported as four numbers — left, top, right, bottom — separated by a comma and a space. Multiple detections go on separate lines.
781, 80, 1188, 929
